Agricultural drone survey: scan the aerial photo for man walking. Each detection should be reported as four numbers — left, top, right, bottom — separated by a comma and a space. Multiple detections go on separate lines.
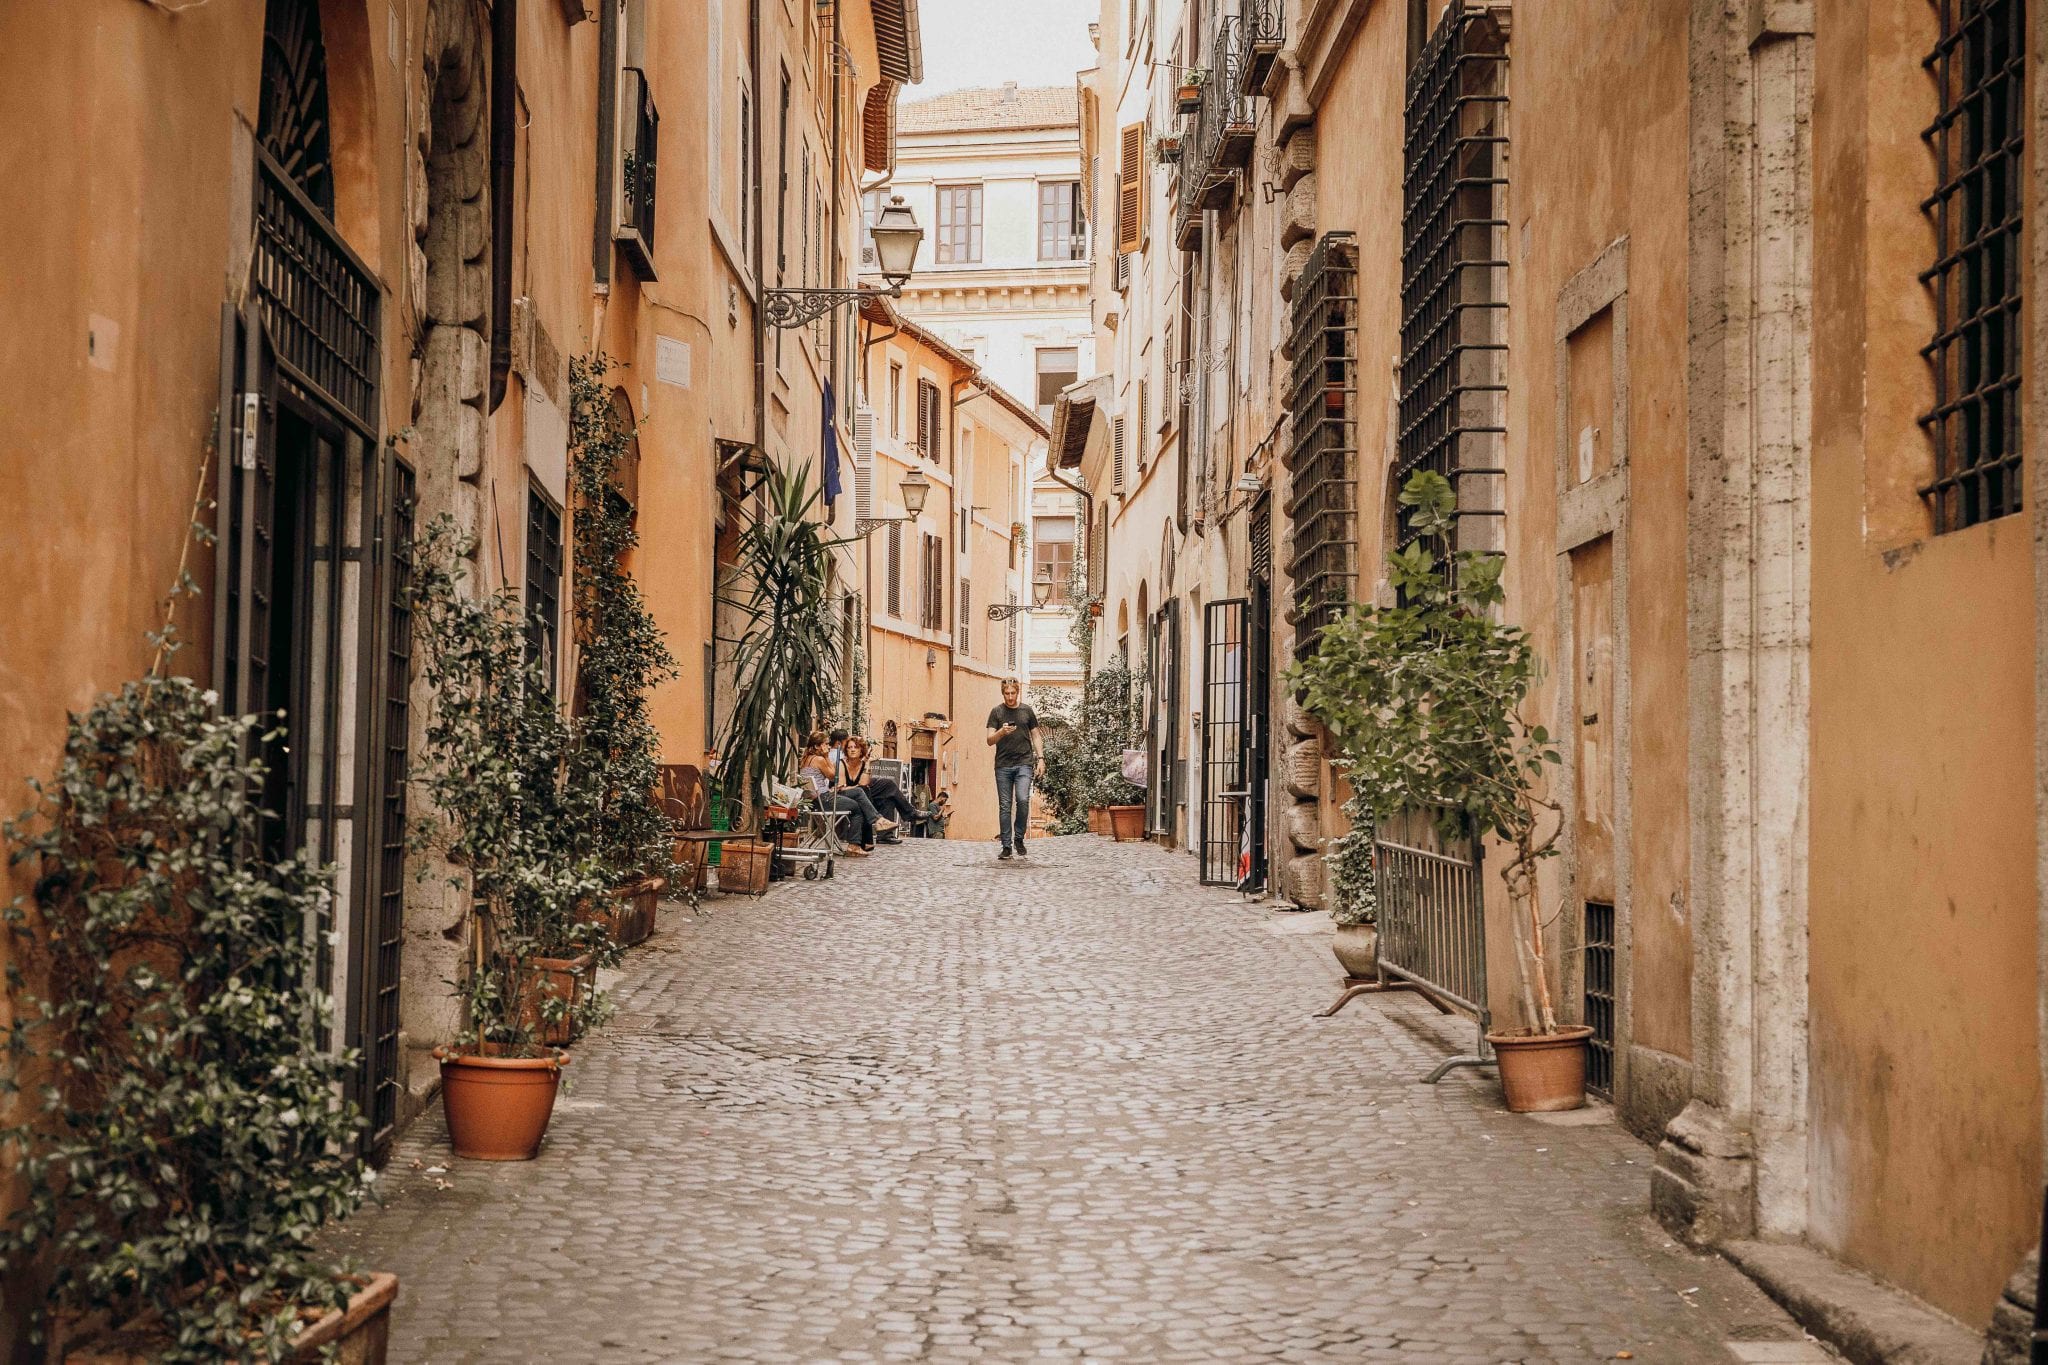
986, 678, 1043, 860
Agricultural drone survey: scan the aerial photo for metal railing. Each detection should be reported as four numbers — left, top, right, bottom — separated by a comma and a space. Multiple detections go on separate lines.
1375, 833, 1495, 1081
1237, 0, 1284, 93
616, 66, 660, 280
1173, 15, 1259, 249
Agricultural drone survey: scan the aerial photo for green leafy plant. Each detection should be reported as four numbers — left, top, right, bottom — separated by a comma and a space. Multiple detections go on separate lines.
715, 460, 845, 813
1288, 470, 1564, 1033
0, 677, 371, 1359
407, 518, 611, 1052
566, 354, 679, 894
1034, 656, 1146, 828
1324, 790, 1378, 928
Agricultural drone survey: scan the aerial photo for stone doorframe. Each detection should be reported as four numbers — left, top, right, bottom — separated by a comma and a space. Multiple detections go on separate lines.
1652, 0, 1814, 1245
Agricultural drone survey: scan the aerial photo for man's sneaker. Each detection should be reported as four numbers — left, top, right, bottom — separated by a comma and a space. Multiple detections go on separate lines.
998, 845, 1014, 861
1014, 841, 1028, 858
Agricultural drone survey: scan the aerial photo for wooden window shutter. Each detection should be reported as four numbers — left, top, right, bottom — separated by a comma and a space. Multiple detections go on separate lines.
887, 523, 902, 616
1113, 415, 1127, 492
1117, 123, 1144, 253
958, 578, 970, 655
1138, 379, 1149, 461
915, 378, 931, 456
853, 403, 875, 521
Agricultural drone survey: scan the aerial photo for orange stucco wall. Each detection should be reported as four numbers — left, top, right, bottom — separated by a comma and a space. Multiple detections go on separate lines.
1805, 0, 2042, 1324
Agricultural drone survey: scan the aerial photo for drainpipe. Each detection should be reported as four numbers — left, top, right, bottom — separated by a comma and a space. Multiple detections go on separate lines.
751, 0, 766, 463
859, 312, 901, 722
487, 0, 517, 413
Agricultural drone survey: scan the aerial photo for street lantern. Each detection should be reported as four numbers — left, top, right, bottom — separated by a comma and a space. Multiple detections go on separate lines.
764, 196, 924, 328
869, 195, 924, 290
898, 468, 931, 518
1031, 563, 1056, 608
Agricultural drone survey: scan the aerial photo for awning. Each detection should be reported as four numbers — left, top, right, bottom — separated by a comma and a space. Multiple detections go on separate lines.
1049, 374, 1110, 469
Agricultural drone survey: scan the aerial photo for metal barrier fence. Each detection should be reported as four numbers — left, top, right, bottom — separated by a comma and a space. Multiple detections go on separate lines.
1375, 836, 1495, 1082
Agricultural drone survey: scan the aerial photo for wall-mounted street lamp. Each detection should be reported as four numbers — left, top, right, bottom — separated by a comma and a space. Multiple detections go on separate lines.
987, 565, 1058, 621
855, 467, 931, 538
763, 194, 924, 329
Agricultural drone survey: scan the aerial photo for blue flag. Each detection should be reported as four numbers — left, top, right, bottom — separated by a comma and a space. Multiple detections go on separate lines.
821, 380, 842, 507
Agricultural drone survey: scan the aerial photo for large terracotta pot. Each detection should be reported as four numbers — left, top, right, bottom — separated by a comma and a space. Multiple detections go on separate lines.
1087, 807, 1112, 836
1107, 804, 1146, 841
1486, 1025, 1594, 1113
61, 1272, 399, 1363
718, 838, 773, 894
436, 1047, 568, 1160
1331, 923, 1378, 978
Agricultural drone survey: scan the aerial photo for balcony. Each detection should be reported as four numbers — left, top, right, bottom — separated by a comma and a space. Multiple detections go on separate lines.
615, 66, 659, 281
1238, 0, 1283, 94
1172, 16, 1262, 249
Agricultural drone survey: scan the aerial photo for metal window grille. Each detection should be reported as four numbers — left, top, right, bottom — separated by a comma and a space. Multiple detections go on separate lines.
252, 146, 380, 435
1397, 1, 1509, 558
1284, 232, 1360, 653
525, 484, 564, 688
1921, 0, 2026, 532
1583, 900, 1617, 1098
369, 459, 416, 1147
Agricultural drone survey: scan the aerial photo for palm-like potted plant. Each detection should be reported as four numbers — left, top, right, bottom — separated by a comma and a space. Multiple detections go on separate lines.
1292, 470, 1583, 1111
408, 518, 610, 1160
1, 676, 390, 1360
714, 459, 845, 826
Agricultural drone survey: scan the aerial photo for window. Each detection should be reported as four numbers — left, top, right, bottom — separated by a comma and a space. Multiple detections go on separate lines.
1291, 233, 1361, 652
860, 188, 881, 269
1035, 346, 1079, 422
524, 483, 564, 690
1034, 516, 1075, 605
886, 522, 903, 616
738, 84, 753, 243
1116, 124, 1145, 253
888, 361, 904, 437
1039, 181, 1086, 260
936, 184, 984, 263
1113, 415, 1127, 492
921, 533, 945, 630
916, 378, 942, 460
1922, 0, 2026, 532
957, 577, 971, 655
1137, 378, 1150, 461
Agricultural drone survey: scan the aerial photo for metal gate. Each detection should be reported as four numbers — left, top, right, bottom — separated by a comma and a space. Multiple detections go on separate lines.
216, 140, 405, 1158
1375, 825, 1493, 1081
1201, 598, 1248, 885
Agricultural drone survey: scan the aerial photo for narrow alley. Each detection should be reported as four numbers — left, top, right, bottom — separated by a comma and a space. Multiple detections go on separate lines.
332, 840, 1827, 1363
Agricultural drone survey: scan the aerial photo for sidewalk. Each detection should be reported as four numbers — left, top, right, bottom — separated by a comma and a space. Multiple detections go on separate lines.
328, 836, 1836, 1362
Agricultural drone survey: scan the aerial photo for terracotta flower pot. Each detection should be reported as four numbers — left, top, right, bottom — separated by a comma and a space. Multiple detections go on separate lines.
1087, 807, 1112, 836
1331, 922, 1378, 977
1485, 1025, 1594, 1113
1107, 804, 1146, 841
435, 1047, 569, 1161
59, 1271, 399, 1363
718, 838, 774, 894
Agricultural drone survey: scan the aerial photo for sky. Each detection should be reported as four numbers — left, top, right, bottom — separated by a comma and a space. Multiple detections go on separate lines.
910, 0, 1100, 96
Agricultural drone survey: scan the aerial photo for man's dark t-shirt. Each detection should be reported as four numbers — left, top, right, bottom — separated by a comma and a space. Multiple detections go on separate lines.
987, 703, 1038, 767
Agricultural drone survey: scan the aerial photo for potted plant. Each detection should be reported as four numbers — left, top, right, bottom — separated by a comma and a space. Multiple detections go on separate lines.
1068, 655, 1147, 838
408, 518, 611, 1159
1177, 66, 1209, 111
714, 458, 846, 822
566, 354, 681, 950
1324, 790, 1379, 977
1292, 470, 1585, 1112
1154, 133, 1183, 165
1, 674, 389, 1360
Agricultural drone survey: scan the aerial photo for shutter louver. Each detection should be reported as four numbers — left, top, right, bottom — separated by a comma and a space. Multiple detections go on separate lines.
854, 403, 874, 521
887, 523, 902, 616
958, 578, 970, 655
1117, 123, 1144, 253
1113, 416, 1127, 492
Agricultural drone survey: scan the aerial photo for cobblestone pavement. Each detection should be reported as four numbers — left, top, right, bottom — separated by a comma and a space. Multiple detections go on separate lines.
330, 836, 1832, 1363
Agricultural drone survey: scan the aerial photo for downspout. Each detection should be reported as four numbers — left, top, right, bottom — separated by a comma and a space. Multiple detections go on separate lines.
751, 0, 766, 463
859, 312, 901, 716
487, 0, 517, 413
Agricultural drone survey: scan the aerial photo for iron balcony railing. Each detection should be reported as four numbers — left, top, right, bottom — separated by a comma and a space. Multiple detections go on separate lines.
1237, 0, 1284, 94
1173, 14, 1259, 250
616, 66, 660, 281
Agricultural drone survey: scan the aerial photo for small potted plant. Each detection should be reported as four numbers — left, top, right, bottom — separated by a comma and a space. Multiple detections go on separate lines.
1, 675, 391, 1360
1154, 133, 1183, 165
1293, 470, 1586, 1112
1177, 66, 1209, 111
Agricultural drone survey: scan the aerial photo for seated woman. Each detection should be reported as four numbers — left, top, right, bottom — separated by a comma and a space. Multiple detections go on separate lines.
799, 735, 876, 854
837, 736, 918, 834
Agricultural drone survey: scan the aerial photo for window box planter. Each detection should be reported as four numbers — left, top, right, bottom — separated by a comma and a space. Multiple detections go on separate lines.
1087, 806, 1113, 837
717, 837, 775, 895
60, 1273, 400, 1364
577, 876, 663, 947
1154, 136, 1183, 165
516, 952, 593, 1047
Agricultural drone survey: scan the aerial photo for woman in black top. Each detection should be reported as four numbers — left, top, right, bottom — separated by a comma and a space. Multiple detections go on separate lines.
838, 736, 921, 829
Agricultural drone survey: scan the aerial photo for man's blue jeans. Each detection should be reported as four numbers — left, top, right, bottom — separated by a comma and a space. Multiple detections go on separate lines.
995, 765, 1034, 849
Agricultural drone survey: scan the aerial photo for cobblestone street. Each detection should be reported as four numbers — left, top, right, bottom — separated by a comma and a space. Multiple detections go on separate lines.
332, 837, 1831, 1363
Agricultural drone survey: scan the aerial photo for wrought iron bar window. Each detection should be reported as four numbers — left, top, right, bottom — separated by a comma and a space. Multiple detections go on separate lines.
1284, 232, 1360, 654
1397, 1, 1509, 557
525, 483, 564, 689
252, 147, 380, 435
1920, 0, 2026, 532
1583, 900, 1617, 1098
616, 66, 660, 281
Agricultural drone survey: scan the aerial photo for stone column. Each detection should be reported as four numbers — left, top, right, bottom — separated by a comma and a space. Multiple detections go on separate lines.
1652, 0, 1814, 1245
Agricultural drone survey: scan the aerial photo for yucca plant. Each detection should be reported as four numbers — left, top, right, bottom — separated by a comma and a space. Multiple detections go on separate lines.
715, 460, 846, 814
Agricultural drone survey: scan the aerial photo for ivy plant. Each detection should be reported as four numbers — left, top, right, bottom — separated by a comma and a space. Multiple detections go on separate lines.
1324, 790, 1378, 928
566, 354, 680, 892
0, 677, 371, 1359
1288, 470, 1565, 1033
407, 517, 611, 1052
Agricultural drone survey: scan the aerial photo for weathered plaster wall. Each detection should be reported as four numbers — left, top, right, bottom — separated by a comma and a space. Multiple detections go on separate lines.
1805, 0, 2042, 1325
